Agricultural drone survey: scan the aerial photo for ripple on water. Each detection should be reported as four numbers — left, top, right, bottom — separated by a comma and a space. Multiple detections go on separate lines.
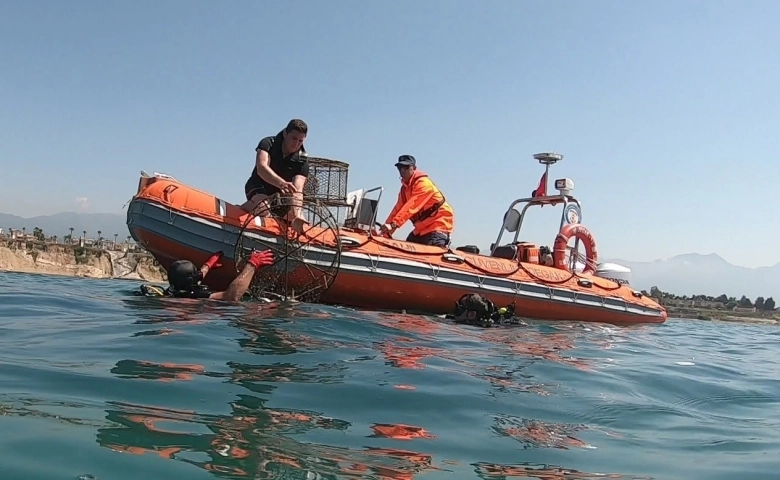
1, 273, 779, 480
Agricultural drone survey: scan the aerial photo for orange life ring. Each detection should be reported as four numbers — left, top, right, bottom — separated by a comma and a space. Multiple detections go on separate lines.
553, 223, 598, 274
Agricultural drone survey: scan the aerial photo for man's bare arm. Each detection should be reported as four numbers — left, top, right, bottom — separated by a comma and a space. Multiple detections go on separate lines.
208, 250, 275, 302
290, 174, 307, 218
255, 150, 281, 186
209, 263, 257, 302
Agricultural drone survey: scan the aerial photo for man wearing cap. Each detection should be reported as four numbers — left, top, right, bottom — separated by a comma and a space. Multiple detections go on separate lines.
379, 155, 454, 247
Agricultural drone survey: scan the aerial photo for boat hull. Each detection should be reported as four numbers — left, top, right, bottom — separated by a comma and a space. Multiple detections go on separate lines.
126, 177, 667, 325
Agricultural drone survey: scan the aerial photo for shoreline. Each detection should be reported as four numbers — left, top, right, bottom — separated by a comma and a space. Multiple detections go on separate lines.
665, 307, 779, 325
2, 242, 776, 326
3, 266, 778, 326
0, 267, 164, 284
0, 243, 166, 283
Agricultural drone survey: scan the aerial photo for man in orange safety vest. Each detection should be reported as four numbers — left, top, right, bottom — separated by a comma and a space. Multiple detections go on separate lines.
379, 155, 454, 247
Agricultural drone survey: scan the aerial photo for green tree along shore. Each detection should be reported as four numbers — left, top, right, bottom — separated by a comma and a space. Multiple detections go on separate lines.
3, 226, 135, 252
645, 286, 776, 311
643, 286, 778, 323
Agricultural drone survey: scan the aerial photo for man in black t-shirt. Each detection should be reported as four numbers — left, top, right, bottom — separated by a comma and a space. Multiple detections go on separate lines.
241, 119, 310, 232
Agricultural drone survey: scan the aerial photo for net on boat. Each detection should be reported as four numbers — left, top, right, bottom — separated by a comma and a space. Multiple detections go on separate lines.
301, 156, 353, 225
302, 156, 349, 203
233, 193, 342, 303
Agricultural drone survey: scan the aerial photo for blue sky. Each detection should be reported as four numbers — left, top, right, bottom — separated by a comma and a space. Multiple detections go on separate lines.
1, 1, 777, 267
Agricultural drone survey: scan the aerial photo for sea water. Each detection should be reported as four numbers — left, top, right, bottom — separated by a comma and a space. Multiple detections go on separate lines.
1, 271, 778, 479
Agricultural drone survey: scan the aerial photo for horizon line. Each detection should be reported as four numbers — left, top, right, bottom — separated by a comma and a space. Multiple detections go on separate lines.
3, 211, 778, 270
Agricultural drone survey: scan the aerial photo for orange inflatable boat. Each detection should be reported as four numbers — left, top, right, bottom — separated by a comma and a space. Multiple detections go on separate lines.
126, 152, 666, 325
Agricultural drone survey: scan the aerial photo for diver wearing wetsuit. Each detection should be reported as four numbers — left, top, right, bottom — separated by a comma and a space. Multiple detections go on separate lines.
140, 250, 275, 302
446, 293, 527, 328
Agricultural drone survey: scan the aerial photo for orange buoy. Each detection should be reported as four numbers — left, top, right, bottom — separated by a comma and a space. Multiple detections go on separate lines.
553, 223, 598, 274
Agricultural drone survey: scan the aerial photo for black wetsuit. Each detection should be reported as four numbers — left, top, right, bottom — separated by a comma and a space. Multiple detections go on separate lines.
140, 284, 212, 299
445, 294, 527, 328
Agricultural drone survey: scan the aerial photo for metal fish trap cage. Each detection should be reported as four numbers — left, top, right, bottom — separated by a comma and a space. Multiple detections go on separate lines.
302, 155, 352, 224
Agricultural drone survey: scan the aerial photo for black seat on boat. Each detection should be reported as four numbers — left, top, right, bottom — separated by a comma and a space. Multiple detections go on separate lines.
491, 244, 518, 260
455, 245, 479, 254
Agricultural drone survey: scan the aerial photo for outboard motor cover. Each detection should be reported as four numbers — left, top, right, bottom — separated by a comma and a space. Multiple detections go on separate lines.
594, 262, 632, 285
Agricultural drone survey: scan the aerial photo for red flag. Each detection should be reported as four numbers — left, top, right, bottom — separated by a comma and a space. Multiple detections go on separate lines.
532, 171, 547, 198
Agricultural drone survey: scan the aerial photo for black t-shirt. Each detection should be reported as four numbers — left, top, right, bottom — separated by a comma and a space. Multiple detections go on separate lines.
248, 131, 309, 192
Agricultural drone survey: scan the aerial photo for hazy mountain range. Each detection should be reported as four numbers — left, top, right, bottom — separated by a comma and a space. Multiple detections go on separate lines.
2, 212, 776, 299
601, 253, 780, 301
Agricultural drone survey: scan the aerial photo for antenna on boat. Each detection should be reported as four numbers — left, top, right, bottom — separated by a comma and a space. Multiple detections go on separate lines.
532, 152, 563, 195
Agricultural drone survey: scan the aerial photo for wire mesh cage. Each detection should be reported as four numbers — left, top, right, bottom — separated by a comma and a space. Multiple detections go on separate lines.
302, 155, 352, 225
302, 156, 349, 203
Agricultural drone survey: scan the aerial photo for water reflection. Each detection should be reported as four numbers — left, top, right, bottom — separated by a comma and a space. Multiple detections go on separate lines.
125, 297, 333, 358
122, 295, 300, 329
95, 397, 439, 479
372, 312, 443, 337
101, 303, 440, 478
477, 328, 595, 372
472, 461, 653, 480
224, 360, 348, 391
110, 357, 348, 389
112, 359, 206, 382
0, 396, 104, 428
491, 414, 594, 450
371, 311, 603, 374
369, 423, 437, 441
375, 338, 446, 370
99, 296, 639, 479
121, 295, 229, 325
474, 365, 554, 397
1, 393, 645, 480
232, 313, 335, 356
370, 314, 601, 399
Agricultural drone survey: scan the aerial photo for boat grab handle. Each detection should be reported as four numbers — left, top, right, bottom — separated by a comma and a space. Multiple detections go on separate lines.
442, 253, 465, 264
577, 278, 593, 288
162, 184, 178, 202
339, 236, 361, 247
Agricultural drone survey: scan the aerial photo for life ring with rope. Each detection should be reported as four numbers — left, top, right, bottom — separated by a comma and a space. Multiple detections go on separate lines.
553, 223, 598, 275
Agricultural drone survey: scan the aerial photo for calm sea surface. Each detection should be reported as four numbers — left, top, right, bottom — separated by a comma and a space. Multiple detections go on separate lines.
1, 271, 779, 479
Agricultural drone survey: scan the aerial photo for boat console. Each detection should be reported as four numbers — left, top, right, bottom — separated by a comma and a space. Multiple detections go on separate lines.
484, 152, 635, 283
490, 152, 582, 264
343, 187, 384, 233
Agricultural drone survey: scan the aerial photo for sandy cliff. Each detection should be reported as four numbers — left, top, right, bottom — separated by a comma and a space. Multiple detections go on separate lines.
0, 242, 166, 282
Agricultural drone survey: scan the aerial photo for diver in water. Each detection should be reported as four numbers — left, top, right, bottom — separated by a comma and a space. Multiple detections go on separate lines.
140, 250, 275, 302
446, 293, 527, 328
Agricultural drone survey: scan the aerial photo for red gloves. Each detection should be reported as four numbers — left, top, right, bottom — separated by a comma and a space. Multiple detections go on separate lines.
203, 250, 273, 270
248, 250, 274, 269
203, 251, 224, 270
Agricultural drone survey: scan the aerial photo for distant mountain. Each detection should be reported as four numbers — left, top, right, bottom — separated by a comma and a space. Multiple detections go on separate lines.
602, 253, 780, 300
0, 211, 130, 241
